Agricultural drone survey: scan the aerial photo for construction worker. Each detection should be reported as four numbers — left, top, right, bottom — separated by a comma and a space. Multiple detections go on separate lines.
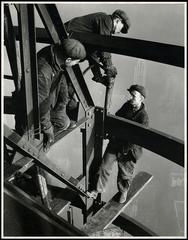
87, 85, 149, 203
15, 39, 86, 152
65, 9, 131, 86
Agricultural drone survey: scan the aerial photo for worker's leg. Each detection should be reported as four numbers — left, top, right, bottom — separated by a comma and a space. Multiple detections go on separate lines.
95, 149, 117, 193
87, 149, 117, 199
117, 152, 136, 203
66, 81, 79, 122
50, 75, 70, 132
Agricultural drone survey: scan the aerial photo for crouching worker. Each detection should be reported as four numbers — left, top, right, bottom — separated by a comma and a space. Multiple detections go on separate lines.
87, 84, 149, 203
15, 38, 86, 152
65, 9, 131, 87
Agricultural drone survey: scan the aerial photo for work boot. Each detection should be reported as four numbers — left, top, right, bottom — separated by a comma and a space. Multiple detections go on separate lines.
92, 75, 109, 87
68, 120, 77, 129
118, 190, 128, 204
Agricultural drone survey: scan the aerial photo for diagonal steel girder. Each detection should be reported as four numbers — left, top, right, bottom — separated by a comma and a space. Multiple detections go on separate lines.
105, 113, 184, 167
34, 4, 94, 111
35, 4, 68, 43
4, 124, 89, 198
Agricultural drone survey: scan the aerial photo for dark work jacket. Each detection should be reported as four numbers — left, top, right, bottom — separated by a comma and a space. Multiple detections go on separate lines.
108, 100, 149, 161
65, 12, 114, 67
37, 45, 69, 131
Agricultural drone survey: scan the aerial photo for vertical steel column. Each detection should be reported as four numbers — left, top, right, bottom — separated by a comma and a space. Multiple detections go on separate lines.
17, 4, 40, 139
17, 4, 50, 208
81, 107, 95, 223
67, 206, 74, 225
103, 77, 115, 137
4, 4, 21, 91
89, 107, 104, 206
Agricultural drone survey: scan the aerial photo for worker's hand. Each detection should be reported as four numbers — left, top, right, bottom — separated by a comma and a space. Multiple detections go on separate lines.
105, 65, 117, 78
67, 98, 79, 110
43, 126, 54, 152
92, 75, 110, 87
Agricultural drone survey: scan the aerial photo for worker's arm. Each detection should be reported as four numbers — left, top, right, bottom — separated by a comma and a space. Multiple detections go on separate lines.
38, 61, 54, 152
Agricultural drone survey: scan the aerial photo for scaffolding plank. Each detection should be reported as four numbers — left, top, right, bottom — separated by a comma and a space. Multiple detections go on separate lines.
82, 171, 153, 235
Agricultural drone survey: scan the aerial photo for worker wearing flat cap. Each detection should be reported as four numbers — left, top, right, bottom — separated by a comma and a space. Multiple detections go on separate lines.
15, 39, 86, 152
87, 84, 149, 203
65, 9, 131, 87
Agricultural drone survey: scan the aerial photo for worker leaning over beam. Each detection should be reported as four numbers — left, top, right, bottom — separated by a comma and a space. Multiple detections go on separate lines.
87, 85, 149, 203
15, 38, 86, 152
65, 9, 131, 86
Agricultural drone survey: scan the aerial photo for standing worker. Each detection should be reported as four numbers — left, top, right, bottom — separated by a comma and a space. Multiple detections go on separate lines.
87, 85, 149, 203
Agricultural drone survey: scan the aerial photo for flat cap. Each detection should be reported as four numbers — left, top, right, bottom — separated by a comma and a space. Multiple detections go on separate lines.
112, 9, 130, 33
127, 84, 146, 98
63, 38, 86, 60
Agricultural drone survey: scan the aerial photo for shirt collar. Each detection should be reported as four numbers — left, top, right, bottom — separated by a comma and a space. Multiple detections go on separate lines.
51, 45, 63, 72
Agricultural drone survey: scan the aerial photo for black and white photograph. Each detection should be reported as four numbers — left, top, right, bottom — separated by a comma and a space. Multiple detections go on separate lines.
1, 1, 186, 238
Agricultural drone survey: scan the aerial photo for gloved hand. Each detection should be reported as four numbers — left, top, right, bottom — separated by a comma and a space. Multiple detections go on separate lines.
121, 143, 134, 156
105, 65, 117, 78
42, 125, 54, 152
67, 98, 79, 110
92, 75, 110, 87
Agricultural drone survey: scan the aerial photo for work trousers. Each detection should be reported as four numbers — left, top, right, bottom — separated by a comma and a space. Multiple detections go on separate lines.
96, 146, 136, 194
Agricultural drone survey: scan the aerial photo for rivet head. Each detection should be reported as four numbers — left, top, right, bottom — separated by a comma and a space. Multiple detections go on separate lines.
26, 68, 30, 73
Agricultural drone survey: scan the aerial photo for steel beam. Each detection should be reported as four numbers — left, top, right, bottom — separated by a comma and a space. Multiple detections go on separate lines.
82, 172, 153, 235
71, 32, 184, 68
4, 181, 87, 236
35, 4, 64, 44
65, 66, 94, 111
113, 212, 158, 236
81, 107, 95, 223
4, 4, 21, 91
14, 26, 52, 43
34, 5, 94, 112
105, 113, 184, 167
4, 124, 88, 198
17, 4, 40, 139
35, 4, 68, 41
4, 96, 14, 114
88, 107, 104, 191
14, 27, 184, 68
